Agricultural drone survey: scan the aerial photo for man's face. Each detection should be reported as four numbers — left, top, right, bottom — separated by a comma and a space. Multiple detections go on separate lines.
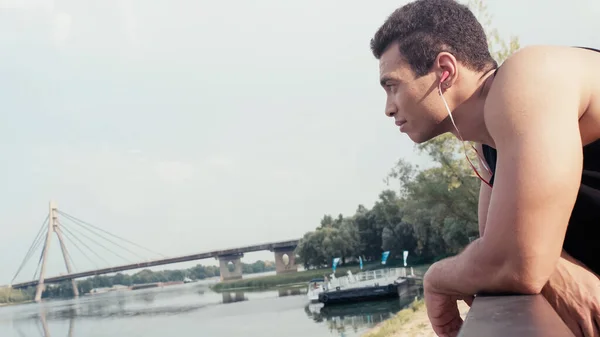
379, 43, 447, 143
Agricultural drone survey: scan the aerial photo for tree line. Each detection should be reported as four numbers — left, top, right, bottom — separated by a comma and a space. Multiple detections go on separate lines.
11, 260, 276, 300
295, 135, 482, 268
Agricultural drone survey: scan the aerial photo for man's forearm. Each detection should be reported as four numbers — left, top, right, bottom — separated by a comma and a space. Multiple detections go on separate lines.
425, 238, 543, 296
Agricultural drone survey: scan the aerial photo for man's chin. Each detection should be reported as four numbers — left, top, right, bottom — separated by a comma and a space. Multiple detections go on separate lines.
406, 131, 432, 144
405, 127, 443, 144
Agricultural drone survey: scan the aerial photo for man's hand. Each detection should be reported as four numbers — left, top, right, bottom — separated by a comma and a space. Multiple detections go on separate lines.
424, 264, 474, 337
424, 286, 462, 337
541, 250, 600, 337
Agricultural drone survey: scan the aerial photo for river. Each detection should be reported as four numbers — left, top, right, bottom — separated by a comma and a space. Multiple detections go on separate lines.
0, 279, 420, 337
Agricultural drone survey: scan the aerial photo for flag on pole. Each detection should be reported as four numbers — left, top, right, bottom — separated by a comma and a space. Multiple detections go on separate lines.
332, 257, 341, 272
381, 251, 390, 265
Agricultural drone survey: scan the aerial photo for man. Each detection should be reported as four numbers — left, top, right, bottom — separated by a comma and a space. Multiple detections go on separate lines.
369, 0, 600, 336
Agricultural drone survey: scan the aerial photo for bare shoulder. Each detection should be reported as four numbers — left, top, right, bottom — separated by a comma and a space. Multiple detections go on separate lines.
484, 45, 590, 145
498, 45, 595, 77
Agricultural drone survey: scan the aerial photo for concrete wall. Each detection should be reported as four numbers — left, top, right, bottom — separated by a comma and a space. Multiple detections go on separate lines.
273, 247, 298, 274
218, 253, 243, 281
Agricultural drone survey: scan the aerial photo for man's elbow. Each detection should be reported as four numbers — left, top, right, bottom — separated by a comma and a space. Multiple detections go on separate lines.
502, 267, 546, 294
477, 243, 551, 294
493, 258, 550, 295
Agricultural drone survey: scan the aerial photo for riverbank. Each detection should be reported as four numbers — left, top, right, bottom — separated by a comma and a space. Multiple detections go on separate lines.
362, 299, 469, 337
211, 266, 362, 291
211, 264, 429, 292
0, 287, 32, 306
0, 300, 34, 308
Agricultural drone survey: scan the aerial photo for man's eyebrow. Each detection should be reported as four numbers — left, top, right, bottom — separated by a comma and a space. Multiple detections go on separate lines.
379, 75, 396, 87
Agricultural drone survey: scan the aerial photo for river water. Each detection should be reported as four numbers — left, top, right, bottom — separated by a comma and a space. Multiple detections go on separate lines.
0, 279, 421, 337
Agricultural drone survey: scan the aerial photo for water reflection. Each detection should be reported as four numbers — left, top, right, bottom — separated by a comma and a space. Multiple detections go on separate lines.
221, 291, 247, 304
2, 281, 423, 337
304, 285, 424, 336
278, 288, 303, 297
140, 292, 157, 303
219, 287, 303, 303
19, 285, 215, 322
304, 300, 400, 334
29, 301, 210, 321
22, 310, 74, 337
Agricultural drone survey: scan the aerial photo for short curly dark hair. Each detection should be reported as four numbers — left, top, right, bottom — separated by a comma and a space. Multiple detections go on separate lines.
370, 0, 497, 77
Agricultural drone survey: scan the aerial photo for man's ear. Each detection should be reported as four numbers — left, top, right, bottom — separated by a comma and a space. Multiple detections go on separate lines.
435, 52, 458, 87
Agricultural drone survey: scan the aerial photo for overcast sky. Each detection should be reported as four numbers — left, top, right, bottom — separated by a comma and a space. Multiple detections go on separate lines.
1, 0, 599, 284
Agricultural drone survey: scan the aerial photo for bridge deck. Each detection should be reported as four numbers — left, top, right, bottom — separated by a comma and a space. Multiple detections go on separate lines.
10, 239, 299, 289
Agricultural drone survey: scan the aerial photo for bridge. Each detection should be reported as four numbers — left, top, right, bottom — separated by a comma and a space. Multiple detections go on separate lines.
6, 201, 300, 302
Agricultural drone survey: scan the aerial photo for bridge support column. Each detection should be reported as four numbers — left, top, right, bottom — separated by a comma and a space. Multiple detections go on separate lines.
35, 201, 57, 302
218, 253, 243, 281
55, 228, 79, 298
273, 247, 298, 275
34, 201, 80, 302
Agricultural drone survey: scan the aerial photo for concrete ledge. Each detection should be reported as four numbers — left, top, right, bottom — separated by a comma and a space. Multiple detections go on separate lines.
458, 294, 574, 337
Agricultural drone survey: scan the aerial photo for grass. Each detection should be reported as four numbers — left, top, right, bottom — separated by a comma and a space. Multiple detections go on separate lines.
362, 299, 426, 337
211, 265, 366, 291
362, 294, 470, 337
0, 287, 33, 305
211, 263, 431, 292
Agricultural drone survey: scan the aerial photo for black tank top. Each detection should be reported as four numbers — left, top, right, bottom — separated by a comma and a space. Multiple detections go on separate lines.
481, 47, 600, 275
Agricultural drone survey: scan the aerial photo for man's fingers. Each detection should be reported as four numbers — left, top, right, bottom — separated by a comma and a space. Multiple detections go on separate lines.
593, 312, 600, 337
561, 315, 584, 337
430, 309, 463, 337
463, 296, 474, 307
581, 314, 596, 337
553, 307, 584, 337
436, 316, 463, 337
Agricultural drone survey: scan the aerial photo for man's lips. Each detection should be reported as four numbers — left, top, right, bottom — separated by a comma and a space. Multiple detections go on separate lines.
395, 119, 407, 132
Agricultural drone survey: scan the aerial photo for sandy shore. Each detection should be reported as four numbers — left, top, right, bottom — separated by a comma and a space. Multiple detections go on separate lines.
362, 300, 470, 337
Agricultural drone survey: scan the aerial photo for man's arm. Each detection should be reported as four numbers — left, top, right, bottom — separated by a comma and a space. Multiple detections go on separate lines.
475, 143, 493, 237
426, 46, 584, 296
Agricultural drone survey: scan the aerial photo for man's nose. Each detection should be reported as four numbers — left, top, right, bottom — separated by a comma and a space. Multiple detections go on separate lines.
385, 99, 397, 117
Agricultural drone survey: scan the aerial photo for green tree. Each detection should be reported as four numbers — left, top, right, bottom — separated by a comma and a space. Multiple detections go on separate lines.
318, 214, 345, 229
387, 135, 481, 256
296, 216, 362, 268
353, 205, 383, 261
113, 273, 133, 286
370, 190, 417, 259
466, 0, 520, 64
296, 232, 322, 268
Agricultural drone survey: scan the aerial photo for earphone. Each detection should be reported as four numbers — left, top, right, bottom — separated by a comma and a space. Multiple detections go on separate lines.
437, 69, 494, 187
438, 71, 451, 95
440, 70, 450, 84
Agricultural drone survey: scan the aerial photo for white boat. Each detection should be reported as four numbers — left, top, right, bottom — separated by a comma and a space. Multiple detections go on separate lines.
316, 267, 417, 305
325, 267, 412, 291
306, 267, 416, 304
306, 278, 325, 303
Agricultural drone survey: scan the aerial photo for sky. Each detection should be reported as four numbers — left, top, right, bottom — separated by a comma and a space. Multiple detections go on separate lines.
1, 0, 599, 284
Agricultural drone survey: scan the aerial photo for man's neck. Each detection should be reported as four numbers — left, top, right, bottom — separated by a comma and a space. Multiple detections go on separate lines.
446, 68, 497, 146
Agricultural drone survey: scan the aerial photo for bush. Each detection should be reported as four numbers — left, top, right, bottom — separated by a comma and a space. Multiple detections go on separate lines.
0, 288, 32, 304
